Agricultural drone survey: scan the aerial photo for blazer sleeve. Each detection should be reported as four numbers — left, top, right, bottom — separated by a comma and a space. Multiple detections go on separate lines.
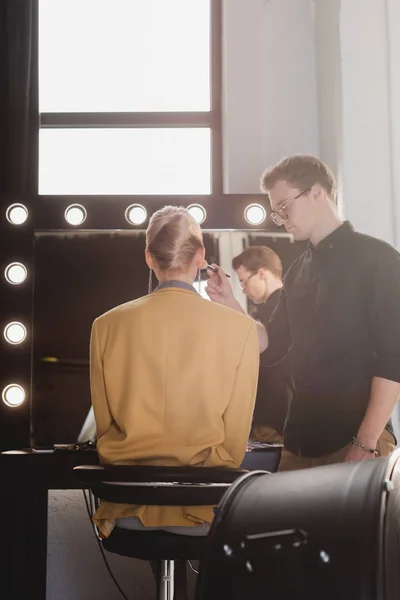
222, 320, 259, 466
90, 320, 113, 439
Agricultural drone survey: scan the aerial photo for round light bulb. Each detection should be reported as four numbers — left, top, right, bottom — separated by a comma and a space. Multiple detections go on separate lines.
4, 321, 27, 345
64, 204, 87, 226
187, 204, 207, 225
4, 262, 28, 285
6, 203, 29, 225
2, 384, 26, 407
125, 204, 147, 226
244, 204, 266, 226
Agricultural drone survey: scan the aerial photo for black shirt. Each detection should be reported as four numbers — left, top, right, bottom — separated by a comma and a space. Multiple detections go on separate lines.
254, 290, 293, 434
263, 221, 400, 457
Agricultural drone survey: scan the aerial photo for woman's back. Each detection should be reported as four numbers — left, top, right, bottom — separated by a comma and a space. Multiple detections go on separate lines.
91, 283, 258, 469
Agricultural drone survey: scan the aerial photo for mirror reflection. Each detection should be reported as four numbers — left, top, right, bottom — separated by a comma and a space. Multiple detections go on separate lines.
31, 229, 306, 446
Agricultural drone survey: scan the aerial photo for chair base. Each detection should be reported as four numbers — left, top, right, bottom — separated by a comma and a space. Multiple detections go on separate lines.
157, 560, 175, 600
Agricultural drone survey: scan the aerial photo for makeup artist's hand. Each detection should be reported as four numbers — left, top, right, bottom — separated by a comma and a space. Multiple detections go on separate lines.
205, 264, 238, 310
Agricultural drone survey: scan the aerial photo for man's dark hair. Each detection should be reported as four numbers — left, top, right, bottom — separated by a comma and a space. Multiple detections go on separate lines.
261, 154, 337, 202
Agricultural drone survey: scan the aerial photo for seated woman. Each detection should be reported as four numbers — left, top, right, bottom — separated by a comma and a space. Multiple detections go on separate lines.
90, 206, 259, 541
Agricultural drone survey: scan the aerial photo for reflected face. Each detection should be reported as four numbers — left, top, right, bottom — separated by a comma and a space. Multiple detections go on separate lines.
235, 265, 267, 304
269, 180, 317, 241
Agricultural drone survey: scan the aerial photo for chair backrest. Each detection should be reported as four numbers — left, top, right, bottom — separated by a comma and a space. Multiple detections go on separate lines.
74, 464, 250, 506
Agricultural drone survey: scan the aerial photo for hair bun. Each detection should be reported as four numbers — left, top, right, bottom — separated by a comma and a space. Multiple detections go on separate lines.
146, 206, 204, 273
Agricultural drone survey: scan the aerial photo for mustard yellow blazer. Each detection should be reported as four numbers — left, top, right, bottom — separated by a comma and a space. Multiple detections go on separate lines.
90, 284, 259, 537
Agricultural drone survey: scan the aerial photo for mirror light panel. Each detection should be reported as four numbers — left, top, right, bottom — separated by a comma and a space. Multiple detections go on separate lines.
2, 384, 26, 408
64, 204, 87, 226
244, 204, 266, 226
3, 322, 27, 345
125, 204, 147, 226
6, 203, 29, 225
188, 203, 207, 225
4, 262, 28, 285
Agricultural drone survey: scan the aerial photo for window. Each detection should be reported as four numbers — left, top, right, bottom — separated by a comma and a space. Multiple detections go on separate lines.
39, 128, 211, 195
38, 0, 220, 196
39, 0, 210, 113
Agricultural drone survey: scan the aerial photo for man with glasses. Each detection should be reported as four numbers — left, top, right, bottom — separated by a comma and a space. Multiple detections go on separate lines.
207, 154, 400, 471
232, 246, 293, 444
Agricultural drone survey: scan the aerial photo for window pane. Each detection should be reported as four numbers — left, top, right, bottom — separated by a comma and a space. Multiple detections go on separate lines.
39, 129, 211, 195
39, 0, 210, 112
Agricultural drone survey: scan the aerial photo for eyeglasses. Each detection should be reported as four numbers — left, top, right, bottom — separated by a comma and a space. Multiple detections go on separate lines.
240, 272, 257, 288
269, 188, 311, 226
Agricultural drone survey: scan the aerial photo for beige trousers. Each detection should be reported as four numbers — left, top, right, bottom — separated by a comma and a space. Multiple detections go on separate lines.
278, 429, 396, 472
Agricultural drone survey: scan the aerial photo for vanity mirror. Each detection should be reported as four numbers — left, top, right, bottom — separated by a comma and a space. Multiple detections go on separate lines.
31, 228, 305, 446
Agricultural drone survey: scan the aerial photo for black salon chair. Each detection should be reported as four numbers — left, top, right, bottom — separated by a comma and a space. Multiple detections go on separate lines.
74, 464, 251, 599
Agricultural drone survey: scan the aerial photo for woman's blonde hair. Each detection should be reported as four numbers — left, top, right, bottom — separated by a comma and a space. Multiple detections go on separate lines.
146, 206, 204, 273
